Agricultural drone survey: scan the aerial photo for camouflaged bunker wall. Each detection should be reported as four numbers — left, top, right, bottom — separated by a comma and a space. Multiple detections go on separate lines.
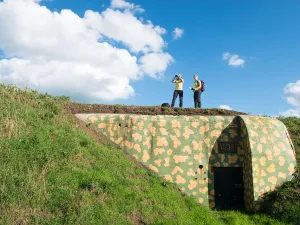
76, 114, 297, 211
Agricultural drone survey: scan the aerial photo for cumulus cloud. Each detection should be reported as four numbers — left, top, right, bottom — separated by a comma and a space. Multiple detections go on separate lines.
0, 0, 174, 102
280, 80, 300, 117
83, 9, 166, 53
222, 52, 245, 67
172, 27, 184, 40
139, 53, 174, 78
110, 0, 144, 13
219, 105, 232, 110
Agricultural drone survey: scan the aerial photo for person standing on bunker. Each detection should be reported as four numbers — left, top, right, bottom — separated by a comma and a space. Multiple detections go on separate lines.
171, 73, 184, 108
191, 74, 202, 108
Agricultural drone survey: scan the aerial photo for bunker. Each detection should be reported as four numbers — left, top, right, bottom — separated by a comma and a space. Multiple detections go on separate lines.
76, 113, 297, 211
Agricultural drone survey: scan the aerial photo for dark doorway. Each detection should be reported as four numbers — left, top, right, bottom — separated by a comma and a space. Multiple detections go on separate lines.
214, 167, 245, 210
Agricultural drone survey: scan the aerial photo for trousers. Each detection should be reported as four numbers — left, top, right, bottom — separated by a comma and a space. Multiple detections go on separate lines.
194, 90, 201, 108
171, 90, 183, 107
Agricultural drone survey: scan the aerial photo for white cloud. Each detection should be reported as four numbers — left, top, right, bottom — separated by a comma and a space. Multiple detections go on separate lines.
83, 9, 166, 53
284, 80, 300, 107
222, 52, 245, 67
0, 0, 173, 102
280, 108, 300, 117
110, 0, 144, 13
219, 105, 232, 110
139, 53, 174, 78
280, 80, 300, 117
172, 27, 184, 40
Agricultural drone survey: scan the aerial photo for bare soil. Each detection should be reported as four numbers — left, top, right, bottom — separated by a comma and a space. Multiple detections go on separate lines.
67, 103, 247, 116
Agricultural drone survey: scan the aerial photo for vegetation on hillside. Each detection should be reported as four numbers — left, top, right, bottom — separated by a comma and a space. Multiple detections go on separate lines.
262, 117, 300, 224
0, 84, 298, 225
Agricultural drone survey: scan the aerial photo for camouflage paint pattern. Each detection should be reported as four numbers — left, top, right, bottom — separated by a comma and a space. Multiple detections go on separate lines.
75, 114, 297, 211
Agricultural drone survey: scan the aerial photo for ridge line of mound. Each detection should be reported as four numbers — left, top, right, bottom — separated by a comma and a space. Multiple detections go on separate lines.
67, 103, 248, 116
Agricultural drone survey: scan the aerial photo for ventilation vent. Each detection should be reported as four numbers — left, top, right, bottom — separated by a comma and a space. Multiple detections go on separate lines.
218, 142, 238, 153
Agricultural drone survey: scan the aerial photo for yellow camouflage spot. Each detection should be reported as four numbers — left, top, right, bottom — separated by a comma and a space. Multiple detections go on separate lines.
183, 126, 194, 139
187, 169, 195, 176
288, 164, 295, 174
192, 192, 197, 196
254, 187, 259, 193
257, 144, 263, 153
278, 172, 286, 179
174, 155, 188, 163
214, 162, 221, 167
183, 146, 192, 154
191, 121, 200, 128
164, 175, 173, 182
143, 137, 151, 148
160, 128, 168, 135
218, 154, 225, 162
261, 170, 266, 177
208, 195, 214, 200
176, 175, 186, 184
174, 128, 180, 137
124, 140, 133, 149
200, 187, 208, 194
228, 155, 238, 164
192, 140, 203, 151
158, 120, 166, 127
274, 130, 280, 137
265, 186, 270, 192
133, 144, 141, 152
214, 122, 223, 129
198, 198, 204, 204
209, 202, 215, 208
188, 161, 194, 165
188, 180, 197, 190
267, 164, 275, 173
260, 157, 266, 167
253, 178, 258, 184
260, 137, 267, 144
199, 124, 210, 134
223, 163, 229, 167
210, 190, 215, 195
157, 137, 168, 147
170, 135, 181, 148
171, 120, 181, 128
115, 137, 123, 145
278, 156, 285, 166
268, 136, 275, 143
268, 176, 277, 185
249, 129, 258, 137
142, 150, 150, 162
259, 179, 264, 186
278, 142, 285, 150
132, 133, 142, 142
221, 134, 228, 142
204, 138, 210, 147
154, 148, 165, 155
172, 166, 184, 175
211, 130, 221, 138
229, 129, 238, 138
164, 158, 170, 167
154, 159, 162, 167
88, 116, 98, 123
149, 164, 158, 173
167, 149, 173, 156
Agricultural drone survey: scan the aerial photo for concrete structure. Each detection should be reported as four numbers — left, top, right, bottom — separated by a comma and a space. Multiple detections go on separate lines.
76, 114, 297, 211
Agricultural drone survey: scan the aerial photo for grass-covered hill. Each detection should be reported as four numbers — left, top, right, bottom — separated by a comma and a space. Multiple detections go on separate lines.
0, 84, 299, 225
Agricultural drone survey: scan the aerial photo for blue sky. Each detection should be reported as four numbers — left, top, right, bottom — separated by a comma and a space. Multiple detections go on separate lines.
0, 0, 299, 116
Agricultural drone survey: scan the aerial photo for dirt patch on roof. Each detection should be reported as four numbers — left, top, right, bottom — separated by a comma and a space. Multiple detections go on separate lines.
67, 103, 247, 116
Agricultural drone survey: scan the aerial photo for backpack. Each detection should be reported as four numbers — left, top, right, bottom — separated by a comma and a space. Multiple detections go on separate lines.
161, 103, 170, 108
200, 80, 205, 92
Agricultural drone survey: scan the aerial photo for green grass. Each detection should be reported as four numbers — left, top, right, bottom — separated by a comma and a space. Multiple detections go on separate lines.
0, 84, 295, 225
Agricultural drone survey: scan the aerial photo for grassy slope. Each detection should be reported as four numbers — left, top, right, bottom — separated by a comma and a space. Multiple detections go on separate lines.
0, 84, 294, 225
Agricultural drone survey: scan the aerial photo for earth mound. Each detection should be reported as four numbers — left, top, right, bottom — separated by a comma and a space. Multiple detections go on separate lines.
68, 103, 248, 116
